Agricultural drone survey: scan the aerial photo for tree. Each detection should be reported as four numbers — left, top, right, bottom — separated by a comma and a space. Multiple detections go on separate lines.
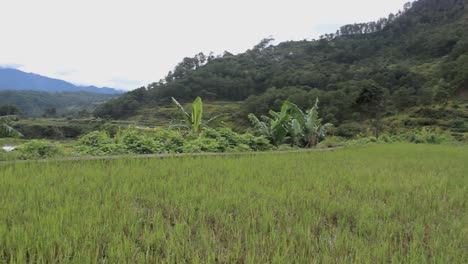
0, 104, 20, 116
254, 37, 275, 50
354, 84, 387, 138
43, 107, 57, 118
77, 109, 91, 118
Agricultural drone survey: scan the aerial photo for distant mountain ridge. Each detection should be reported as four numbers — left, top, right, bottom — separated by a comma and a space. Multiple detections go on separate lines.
0, 68, 123, 94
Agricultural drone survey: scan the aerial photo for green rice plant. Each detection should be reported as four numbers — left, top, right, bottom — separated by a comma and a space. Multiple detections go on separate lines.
0, 144, 466, 262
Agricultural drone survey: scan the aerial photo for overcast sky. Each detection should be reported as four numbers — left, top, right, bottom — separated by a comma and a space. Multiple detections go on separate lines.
0, 0, 409, 90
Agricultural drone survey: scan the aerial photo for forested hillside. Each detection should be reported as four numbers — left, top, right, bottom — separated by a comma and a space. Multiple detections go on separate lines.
0, 90, 116, 117
95, 0, 468, 127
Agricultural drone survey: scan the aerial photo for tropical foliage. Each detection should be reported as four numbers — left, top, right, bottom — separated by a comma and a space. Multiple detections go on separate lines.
172, 96, 229, 134
249, 98, 332, 147
17, 139, 63, 159
74, 127, 272, 156
95, 0, 467, 140
0, 115, 23, 138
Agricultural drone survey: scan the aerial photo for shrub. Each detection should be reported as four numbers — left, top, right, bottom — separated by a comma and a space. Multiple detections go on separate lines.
74, 127, 275, 155
240, 134, 273, 151
77, 131, 113, 147
277, 144, 296, 151
336, 123, 367, 138
201, 128, 273, 152
316, 136, 346, 149
404, 128, 455, 144
154, 129, 186, 153
182, 137, 221, 153
18, 140, 63, 159
101, 123, 120, 136
75, 131, 126, 155
120, 129, 161, 154
228, 143, 252, 152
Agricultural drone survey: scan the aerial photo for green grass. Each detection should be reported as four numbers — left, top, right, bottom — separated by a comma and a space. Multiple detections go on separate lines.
0, 138, 26, 146
0, 144, 467, 263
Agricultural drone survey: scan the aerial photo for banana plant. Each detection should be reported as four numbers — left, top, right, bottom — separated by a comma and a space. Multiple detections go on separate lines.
172, 96, 229, 134
0, 115, 23, 138
302, 98, 332, 147
252, 98, 332, 147
282, 101, 305, 146
248, 104, 291, 145
288, 118, 303, 146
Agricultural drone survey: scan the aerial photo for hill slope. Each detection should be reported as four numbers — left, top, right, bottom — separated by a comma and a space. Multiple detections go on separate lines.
0, 68, 122, 94
95, 0, 468, 127
0, 90, 117, 117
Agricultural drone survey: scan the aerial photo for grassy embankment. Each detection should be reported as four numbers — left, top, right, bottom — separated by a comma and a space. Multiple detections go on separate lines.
0, 144, 467, 263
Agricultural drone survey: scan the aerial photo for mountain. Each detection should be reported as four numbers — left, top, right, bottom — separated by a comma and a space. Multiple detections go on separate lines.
0, 90, 117, 117
0, 68, 123, 94
95, 0, 468, 128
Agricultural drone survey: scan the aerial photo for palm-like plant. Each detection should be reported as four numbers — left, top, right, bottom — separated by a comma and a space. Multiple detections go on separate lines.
0, 115, 23, 138
249, 98, 332, 147
172, 96, 229, 134
248, 104, 291, 145
296, 98, 332, 147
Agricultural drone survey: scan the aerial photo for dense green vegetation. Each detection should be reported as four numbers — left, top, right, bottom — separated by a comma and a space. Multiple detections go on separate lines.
249, 99, 332, 146
95, 0, 468, 136
73, 127, 272, 156
0, 90, 116, 117
0, 115, 23, 138
2, 1, 467, 263
171, 96, 230, 134
8, 117, 159, 140
0, 144, 466, 262
2, 96, 465, 161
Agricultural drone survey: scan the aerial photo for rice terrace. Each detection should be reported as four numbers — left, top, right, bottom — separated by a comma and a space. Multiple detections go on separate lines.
1, 0, 468, 262
0, 144, 466, 262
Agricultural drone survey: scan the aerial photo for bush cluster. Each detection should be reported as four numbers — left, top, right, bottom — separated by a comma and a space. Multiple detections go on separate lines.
74, 127, 273, 156
401, 128, 455, 144
316, 136, 347, 149
17, 140, 63, 159
346, 128, 457, 146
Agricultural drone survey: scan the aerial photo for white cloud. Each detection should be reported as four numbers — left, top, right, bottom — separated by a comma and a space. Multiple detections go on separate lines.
0, 0, 409, 90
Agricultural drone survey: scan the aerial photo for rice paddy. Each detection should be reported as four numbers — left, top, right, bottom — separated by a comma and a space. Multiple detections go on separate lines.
0, 143, 467, 263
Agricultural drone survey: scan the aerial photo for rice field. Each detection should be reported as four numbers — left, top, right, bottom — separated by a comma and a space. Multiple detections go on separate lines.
0, 144, 467, 263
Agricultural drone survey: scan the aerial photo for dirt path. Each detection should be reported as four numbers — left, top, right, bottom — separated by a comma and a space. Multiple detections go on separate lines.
0, 147, 344, 165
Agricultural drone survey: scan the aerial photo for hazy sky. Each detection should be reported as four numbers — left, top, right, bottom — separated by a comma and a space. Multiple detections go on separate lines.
0, 0, 409, 90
